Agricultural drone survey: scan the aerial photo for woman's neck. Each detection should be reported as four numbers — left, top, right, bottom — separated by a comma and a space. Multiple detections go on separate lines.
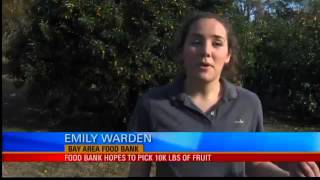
184, 77, 222, 113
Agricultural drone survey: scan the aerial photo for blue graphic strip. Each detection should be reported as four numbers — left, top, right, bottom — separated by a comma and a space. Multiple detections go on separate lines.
2, 132, 320, 152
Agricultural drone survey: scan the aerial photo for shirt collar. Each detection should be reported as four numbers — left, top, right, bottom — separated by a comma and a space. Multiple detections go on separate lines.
220, 77, 238, 102
168, 74, 238, 103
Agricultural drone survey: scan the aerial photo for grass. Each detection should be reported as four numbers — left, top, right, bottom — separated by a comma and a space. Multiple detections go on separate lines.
2, 75, 319, 177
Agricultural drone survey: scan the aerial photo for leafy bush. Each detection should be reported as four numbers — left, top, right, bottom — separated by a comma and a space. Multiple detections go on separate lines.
3, 0, 319, 130
3, 0, 233, 130
242, 3, 320, 119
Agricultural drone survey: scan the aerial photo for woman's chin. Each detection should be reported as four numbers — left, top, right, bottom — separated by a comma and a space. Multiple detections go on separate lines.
196, 73, 217, 82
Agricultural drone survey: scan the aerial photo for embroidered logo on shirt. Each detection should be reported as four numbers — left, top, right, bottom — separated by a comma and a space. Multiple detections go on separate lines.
234, 118, 244, 124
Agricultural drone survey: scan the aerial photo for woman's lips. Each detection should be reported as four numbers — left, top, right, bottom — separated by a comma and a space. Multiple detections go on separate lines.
199, 62, 214, 70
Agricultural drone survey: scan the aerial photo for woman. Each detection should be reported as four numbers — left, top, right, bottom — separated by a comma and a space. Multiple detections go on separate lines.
128, 11, 319, 177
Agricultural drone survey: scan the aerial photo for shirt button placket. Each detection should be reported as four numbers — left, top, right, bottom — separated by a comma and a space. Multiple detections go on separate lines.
210, 110, 216, 121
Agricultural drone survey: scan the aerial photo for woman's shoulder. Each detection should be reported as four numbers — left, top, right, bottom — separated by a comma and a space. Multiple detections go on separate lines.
222, 78, 261, 106
139, 82, 175, 101
235, 85, 262, 106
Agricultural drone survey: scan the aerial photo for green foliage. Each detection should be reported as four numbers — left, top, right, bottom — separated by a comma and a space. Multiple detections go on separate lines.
240, 0, 320, 118
3, 0, 235, 130
3, 0, 319, 130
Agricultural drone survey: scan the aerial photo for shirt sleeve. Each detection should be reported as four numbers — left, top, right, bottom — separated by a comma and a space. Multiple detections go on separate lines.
127, 95, 152, 132
254, 97, 264, 132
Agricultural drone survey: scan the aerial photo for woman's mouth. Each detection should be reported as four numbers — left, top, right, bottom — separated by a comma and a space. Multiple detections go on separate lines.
199, 62, 213, 70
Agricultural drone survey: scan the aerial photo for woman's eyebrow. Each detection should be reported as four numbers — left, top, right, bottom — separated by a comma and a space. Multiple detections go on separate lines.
189, 33, 225, 41
189, 33, 203, 38
211, 35, 225, 41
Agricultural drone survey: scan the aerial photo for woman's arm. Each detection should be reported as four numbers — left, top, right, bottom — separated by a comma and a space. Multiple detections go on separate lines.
245, 162, 290, 177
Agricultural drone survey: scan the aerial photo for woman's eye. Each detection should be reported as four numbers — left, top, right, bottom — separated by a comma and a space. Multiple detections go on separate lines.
191, 39, 201, 44
213, 41, 223, 47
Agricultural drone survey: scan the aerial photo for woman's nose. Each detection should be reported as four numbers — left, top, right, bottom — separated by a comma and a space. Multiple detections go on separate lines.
201, 42, 212, 58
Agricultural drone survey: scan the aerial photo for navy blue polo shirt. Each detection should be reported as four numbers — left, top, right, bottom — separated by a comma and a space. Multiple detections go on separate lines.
128, 75, 264, 177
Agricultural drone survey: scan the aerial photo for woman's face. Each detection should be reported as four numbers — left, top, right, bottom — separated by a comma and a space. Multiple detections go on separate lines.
182, 18, 230, 83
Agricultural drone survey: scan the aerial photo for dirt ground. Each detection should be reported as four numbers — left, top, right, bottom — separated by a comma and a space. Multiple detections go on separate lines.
2, 162, 130, 177
2, 75, 319, 177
